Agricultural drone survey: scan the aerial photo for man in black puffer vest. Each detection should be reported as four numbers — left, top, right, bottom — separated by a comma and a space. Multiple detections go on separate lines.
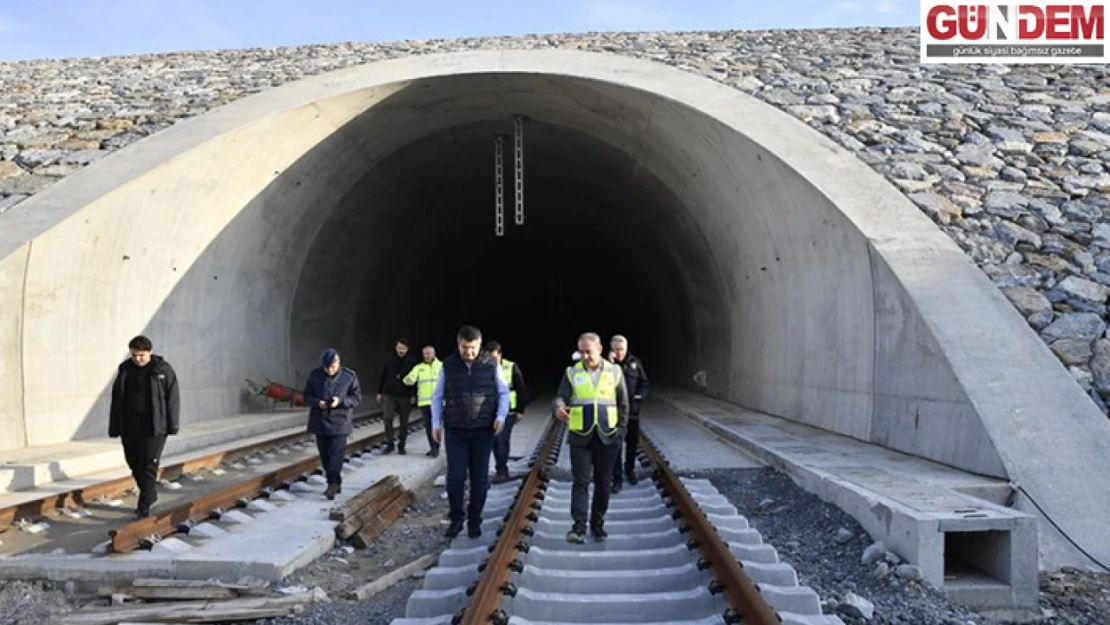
431, 325, 510, 539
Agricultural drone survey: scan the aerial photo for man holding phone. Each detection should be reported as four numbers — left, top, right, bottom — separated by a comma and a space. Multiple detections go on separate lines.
304, 348, 363, 500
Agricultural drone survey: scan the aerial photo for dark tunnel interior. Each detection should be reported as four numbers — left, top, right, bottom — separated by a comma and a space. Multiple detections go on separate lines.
291, 120, 729, 397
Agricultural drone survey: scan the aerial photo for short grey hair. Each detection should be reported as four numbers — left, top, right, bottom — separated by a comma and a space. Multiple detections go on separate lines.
611, 334, 628, 346
577, 332, 601, 345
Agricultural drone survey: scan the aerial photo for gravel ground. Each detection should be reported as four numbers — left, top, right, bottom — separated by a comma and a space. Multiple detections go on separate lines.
255, 475, 450, 625
0, 579, 72, 625
693, 467, 1110, 625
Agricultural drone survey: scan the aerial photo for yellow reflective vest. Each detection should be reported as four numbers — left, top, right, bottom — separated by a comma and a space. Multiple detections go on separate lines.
499, 358, 518, 411
565, 360, 620, 435
403, 359, 442, 407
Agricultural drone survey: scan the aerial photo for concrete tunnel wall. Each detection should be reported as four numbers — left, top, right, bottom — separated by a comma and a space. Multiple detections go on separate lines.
1, 50, 1109, 569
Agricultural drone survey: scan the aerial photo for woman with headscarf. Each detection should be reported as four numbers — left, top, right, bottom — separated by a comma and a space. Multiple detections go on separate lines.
304, 348, 363, 500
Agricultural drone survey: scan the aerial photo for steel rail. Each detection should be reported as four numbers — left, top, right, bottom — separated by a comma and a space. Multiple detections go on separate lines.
108, 419, 419, 553
0, 410, 383, 531
454, 418, 563, 625
641, 434, 783, 625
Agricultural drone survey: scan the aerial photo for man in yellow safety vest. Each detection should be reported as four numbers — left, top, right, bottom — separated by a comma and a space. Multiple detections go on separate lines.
403, 345, 443, 458
487, 341, 527, 483
553, 332, 629, 544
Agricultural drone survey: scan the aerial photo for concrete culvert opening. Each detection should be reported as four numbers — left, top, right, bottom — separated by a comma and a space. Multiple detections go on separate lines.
3, 50, 1110, 581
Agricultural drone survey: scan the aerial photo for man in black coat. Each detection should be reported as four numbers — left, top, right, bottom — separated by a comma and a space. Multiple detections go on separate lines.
608, 334, 650, 493
109, 335, 181, 518
376, 338, 418, 454
304, 347, 363, 500
486, 340, 528, 483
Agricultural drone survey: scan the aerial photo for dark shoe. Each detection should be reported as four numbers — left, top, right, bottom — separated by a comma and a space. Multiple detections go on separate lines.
445, 520, 464, 539
135, 507, 151, 519
397, 446, 407, 455
610, 480, 622, 495
324, 484, 339, 501
382, 444, 395, 455
566, 525, 586, 544
591, 524, 608, 541
430, 448, 439, 458
492, 472, 509, 485
468, 525, 482, 539
626, 471, 638, 485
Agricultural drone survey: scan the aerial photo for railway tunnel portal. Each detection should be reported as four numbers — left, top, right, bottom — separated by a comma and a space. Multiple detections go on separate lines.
1, 50, 1109, 573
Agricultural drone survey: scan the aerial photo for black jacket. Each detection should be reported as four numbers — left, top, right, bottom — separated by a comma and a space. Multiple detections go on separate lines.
305, 366, 362, 436
378, 352, 418, 398
506, 361, 529, 413
615, 353, 650, 417
109, 355, 180, 438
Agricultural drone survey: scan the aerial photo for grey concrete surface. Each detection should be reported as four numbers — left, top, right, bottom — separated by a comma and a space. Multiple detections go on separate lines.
0, 426, 444, 583
0, 49, 1107, 573
0, 409, 309, 494
661, 391, 1039, 608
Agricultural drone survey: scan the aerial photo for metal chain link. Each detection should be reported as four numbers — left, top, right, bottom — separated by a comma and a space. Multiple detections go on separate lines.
514, 116, 524, 226
495, 135, 505, 237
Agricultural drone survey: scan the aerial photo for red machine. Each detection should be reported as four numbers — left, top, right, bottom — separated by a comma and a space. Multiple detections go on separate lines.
245, 379, 305, 408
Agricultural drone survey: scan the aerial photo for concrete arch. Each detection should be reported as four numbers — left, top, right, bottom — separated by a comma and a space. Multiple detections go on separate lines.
0, 50, 1108, 568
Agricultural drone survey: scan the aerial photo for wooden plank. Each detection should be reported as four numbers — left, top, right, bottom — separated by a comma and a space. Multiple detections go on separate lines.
63, 589, 326, 625
99, 587, 238, 601
328, 474, 400, 521
350, 489, 415, 549
131, 579, 256, 589
96, 579, 268, 601
335, 485, 407, 540
349, 553, 438, 600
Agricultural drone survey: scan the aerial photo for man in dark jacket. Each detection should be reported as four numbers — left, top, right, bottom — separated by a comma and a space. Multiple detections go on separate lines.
608, 334, 650, 493
486, 341, 528, 483
304, 347, 362, 500
108, 335, 181, 518
376, 338, 417, 454
431, 325, 510, 539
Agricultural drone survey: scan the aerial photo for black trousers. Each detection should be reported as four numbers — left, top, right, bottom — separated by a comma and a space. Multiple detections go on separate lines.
612, 418, 642, 484
383, 395, 412, 447
570, 435, 621, 529
315, 434, 348, 485
445, 426, 495, 527
121, 435, 167, 511
420, 406, 438, 451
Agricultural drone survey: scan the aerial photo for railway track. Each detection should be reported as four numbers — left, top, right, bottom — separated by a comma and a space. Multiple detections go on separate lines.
109, 417, 423, 552
0, 409, 387, 533
392, 419, 844, 625
0, 409, 430, 557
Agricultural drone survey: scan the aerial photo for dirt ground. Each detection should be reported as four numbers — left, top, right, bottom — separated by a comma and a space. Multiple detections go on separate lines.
256, 475, 452, 625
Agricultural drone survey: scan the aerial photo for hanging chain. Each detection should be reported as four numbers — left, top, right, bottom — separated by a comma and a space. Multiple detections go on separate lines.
495, 135, 505, 237
514, 116, 524, 226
